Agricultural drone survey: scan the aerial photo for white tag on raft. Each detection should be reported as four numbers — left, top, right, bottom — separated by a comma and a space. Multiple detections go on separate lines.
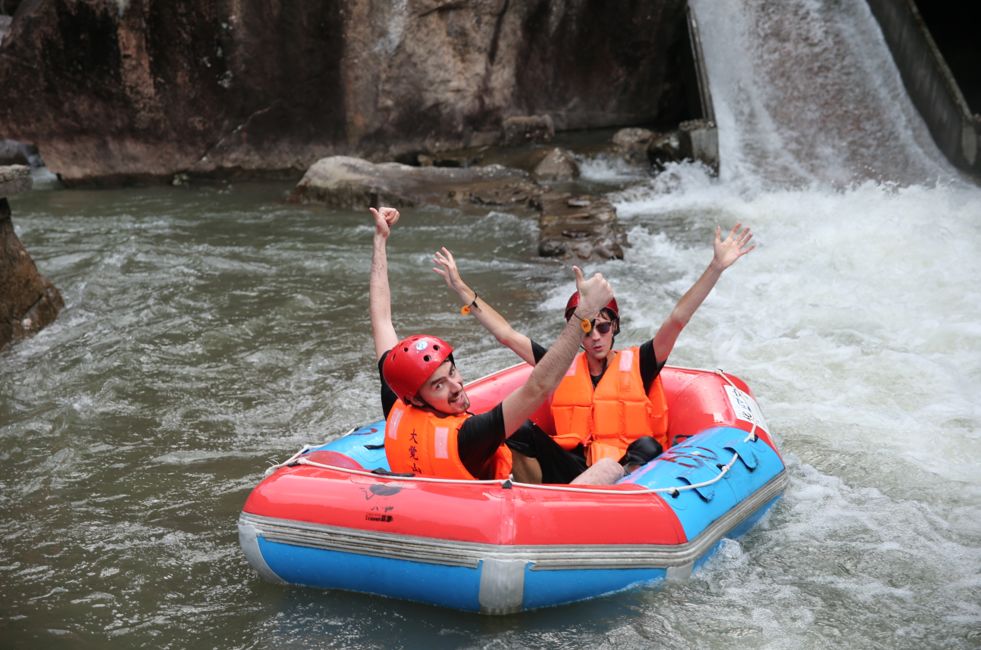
724, 385, 770, 434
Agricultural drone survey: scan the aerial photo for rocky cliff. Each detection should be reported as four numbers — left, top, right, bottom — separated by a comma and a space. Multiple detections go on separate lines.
0, 0, 693, 185
0, 166, 64, 349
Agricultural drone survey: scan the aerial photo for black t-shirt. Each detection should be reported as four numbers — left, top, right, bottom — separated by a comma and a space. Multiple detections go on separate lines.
378, 352, 506, 479
531, 339, 663, 389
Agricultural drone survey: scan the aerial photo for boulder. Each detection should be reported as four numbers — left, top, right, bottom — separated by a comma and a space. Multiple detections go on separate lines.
0, 164, 31, 195
647, 130, 684, 168
1, 167, 65, 349
289, 156, 541, 210
532, 147, 580, 181
537, 193, 626, 261
612, 127, 655, 165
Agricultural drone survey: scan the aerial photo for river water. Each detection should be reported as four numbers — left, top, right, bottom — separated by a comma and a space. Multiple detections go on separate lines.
3, 0, 980, 648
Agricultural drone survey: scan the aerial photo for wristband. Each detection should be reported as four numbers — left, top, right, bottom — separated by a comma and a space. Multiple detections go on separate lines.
460, 293, 479, 315
572, 311, 592, 334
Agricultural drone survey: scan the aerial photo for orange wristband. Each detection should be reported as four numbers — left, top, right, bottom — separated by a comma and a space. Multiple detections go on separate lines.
460, 293, 479, 315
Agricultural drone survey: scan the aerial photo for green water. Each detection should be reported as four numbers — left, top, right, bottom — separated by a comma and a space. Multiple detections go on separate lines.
0, 183, 642, 648
3, 173, 979, 649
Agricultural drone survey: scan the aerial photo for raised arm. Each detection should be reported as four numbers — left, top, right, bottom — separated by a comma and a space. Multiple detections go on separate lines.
500, 267, 613, 435
651, 223, 755, 362
432, 247, 536, 364
369, 207, 401, 361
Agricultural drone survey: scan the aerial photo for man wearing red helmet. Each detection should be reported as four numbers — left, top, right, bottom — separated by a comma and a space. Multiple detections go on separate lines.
432, 224, 755, 475
369, 206, 615, 482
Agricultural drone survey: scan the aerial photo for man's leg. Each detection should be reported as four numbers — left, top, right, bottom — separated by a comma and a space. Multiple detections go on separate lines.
510, 451, 543, 483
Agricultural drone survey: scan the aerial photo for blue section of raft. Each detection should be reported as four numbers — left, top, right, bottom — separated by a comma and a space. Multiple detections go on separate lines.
622, 426, 785, 541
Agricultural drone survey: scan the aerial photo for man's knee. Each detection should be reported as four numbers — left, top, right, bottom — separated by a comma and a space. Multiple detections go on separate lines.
570, 458, 625, 485
511, 452, 543, 484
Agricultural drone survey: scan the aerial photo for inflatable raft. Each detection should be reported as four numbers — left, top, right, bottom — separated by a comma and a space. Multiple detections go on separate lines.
238, 363, 787, 614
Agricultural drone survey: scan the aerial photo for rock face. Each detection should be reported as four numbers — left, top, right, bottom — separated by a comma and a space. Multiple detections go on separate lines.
501, 115, 555, 146
0, 139, 31, 166
290, 156, 540, 209
0, 14, 11, 45
0, 0, 692, 185
1, 166, 65, 349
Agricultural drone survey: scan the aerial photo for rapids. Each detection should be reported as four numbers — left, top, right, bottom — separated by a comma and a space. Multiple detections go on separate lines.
1, 0, 979, 647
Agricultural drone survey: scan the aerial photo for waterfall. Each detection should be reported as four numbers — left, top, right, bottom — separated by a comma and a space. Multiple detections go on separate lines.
690, 0, 958, 187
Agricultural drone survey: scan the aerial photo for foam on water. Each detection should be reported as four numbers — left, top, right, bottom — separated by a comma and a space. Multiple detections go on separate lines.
581, 0, 981, 644
2, 1, 979, 646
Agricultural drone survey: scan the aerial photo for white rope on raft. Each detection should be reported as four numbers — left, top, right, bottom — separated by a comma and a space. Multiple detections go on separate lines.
284, 451, 741, 497
264, 368, 762, 496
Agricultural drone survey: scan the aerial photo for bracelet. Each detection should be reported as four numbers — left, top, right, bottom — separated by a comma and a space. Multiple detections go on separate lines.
572, 310, 592, 334
460, 292, 479, 315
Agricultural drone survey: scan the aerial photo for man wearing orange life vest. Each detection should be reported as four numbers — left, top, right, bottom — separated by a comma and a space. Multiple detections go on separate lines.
369, 206, 615, 483
433, 224, 755, 476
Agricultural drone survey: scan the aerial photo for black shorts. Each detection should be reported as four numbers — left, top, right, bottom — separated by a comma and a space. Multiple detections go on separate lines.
505, 421, 588, 484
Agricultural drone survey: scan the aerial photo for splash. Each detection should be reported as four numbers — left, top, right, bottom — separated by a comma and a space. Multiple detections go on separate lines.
689, 0, 958, 187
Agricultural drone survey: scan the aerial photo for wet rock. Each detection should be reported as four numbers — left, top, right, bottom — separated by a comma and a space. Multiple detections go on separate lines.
647, 130, 684, 168
612, 128, 655, 165
533, 148, 580, 181
537, 193, 626, 262
0, 164, 32, 195
1, 167, 65, 349
289, 156, 540, 210
502, 115, 555, 146
0, 14, 10, 45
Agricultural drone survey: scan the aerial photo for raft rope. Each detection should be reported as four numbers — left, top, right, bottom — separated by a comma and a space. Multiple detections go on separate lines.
265, 369, 762, 497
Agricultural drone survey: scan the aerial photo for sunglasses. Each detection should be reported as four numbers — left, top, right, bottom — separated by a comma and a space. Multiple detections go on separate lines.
584, 320, 614, 335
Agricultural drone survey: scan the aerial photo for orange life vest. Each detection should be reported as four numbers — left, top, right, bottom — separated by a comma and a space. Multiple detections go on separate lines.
385, 401, 512, 480
550, 348, 669, 465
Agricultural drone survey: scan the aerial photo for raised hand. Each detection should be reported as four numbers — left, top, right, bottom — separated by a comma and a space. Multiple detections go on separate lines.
573, 266, 614, 315
369, 206, 400, 238
712, 223, 755, 271
432, 247, 465, 292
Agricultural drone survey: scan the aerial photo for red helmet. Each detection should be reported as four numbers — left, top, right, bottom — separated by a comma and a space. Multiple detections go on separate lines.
383, 334, 454, 401
564, 291, 619, 321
